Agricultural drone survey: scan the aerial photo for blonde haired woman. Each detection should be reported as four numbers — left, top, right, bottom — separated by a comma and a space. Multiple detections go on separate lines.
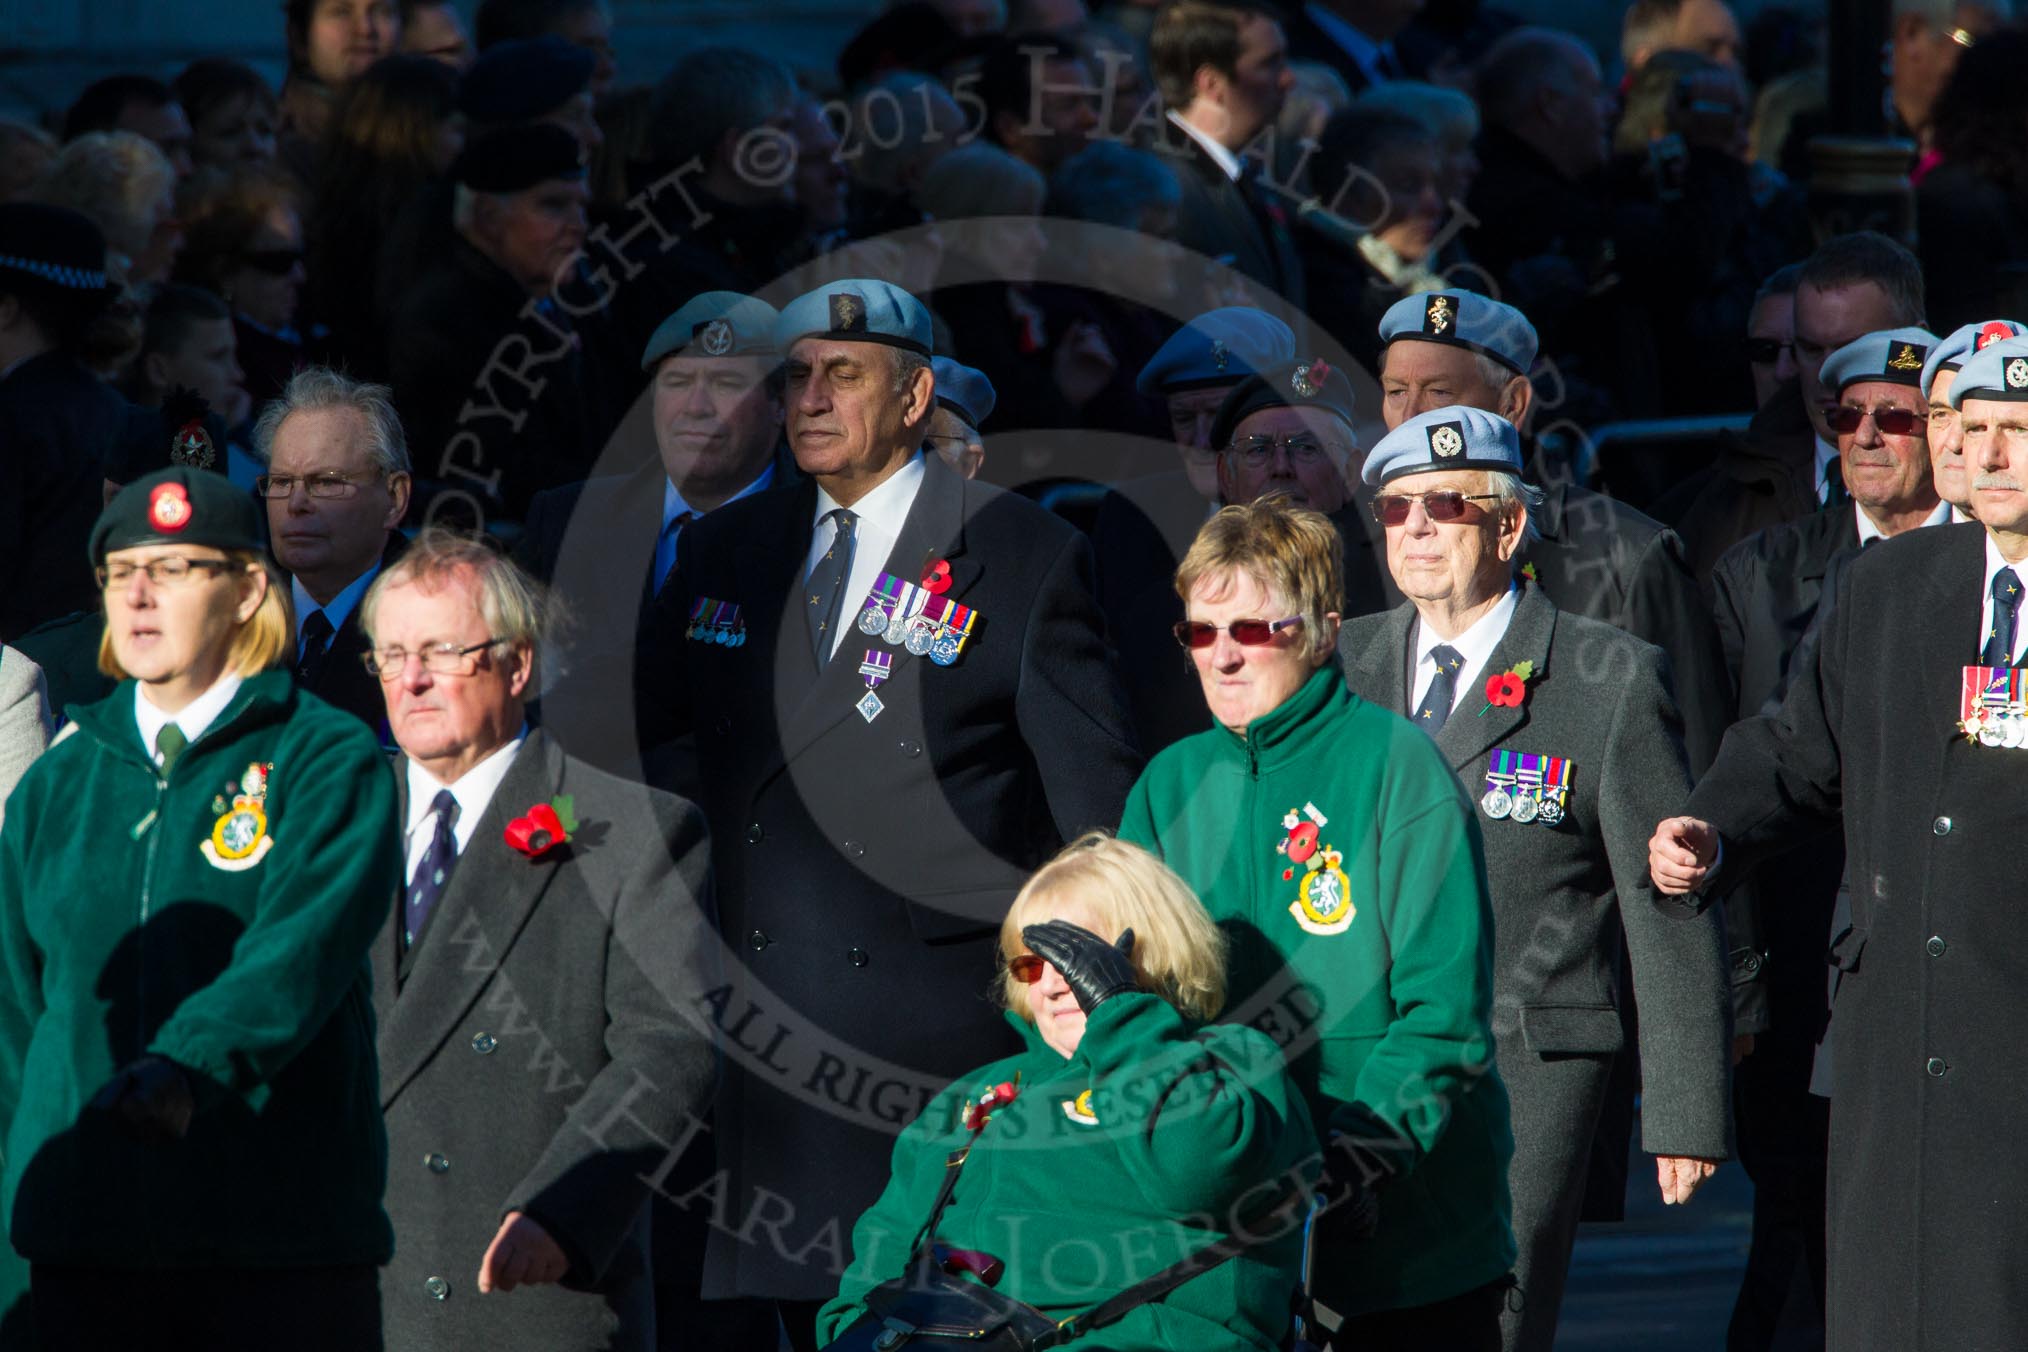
0, 467, 401, 1349
818, 833, 1318, 1351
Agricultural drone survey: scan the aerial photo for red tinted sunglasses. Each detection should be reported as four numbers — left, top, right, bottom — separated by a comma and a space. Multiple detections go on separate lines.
1172, 616, 1304, 649
1007, 954, 1046, 982
1370, 490, 1503, 526
1826, 404, 1923, 436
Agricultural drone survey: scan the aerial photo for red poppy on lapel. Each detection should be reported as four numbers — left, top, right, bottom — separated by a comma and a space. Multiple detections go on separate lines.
1482, 660, 1535, 711
504, 795, 577, 858
921, 558, 953, 594
964, 1078, 1020, 1133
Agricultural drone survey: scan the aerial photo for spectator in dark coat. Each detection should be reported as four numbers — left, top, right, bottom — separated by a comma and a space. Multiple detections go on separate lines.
1917, 28, 2028, 334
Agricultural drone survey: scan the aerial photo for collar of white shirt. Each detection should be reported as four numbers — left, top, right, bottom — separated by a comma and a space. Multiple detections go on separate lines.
293, 562, 381, 647
404, 727, 529, 861
1855, 497, 1950, 546
1303, 3, 1394, 84
1814, 435, 1838, 501
1952, 505, 1977, 525
1412, 583, 1520, 709
1165, 109, 1245, 182
134, 670, 245, 764
664, 460, 777, 533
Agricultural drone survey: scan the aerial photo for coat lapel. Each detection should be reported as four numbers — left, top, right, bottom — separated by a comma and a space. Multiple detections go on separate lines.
1918, 523, 1992, 726
1435, 583, 1554, 773
775, 455, 979, 766
1340, 599, 1416, 716
377, 729, 571, 1107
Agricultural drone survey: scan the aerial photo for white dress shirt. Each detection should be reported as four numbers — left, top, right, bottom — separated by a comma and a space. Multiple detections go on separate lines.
294, 564, 380, 656
806, 452, 928, 661
1410, 584, 1520, 716
1981, 535, 2028, 666
402, 728, 526, 887
1814, 436, 1839, 503
135, 671, 244, 765
658, 462, 776, 588
1952, 505, 1977, 525
1854, 497, 1950, 547
1165, 109, 1244, 182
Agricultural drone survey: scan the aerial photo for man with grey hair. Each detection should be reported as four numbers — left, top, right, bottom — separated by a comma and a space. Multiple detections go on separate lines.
1891, 0, 2012, 148
255, 365, 412, 734
362, 528, 715, 1352
1341, 405, 1731, 1352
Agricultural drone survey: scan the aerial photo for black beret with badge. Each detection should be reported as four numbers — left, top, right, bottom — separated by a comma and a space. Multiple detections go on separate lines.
1207, 356, 1357, 451
1378, 290, 1539, 375
452, 122, 585, 194
108, 388, 234, 488
90, 465, 264, 565
1361, 405, 1524, 487
457, 35, 595, 125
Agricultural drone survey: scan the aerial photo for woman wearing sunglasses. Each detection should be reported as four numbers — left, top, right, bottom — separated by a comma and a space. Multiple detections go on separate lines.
819, 833, 1319, 1350
1339, 407, 1733, 1352
0, 467, 401, 1349
1117, 495, 1518, 1350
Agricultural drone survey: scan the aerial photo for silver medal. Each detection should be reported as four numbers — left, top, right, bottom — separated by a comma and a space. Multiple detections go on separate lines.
1509, 793, 1540, 824
858, 606, 887, 636
905, 619, 937, 657
2006, 716, 2027, 749
1536, 797, 1565, 827
883, 615, 907, 646
1481, 788, 1512, 819
1979, 719, 2006, 747
856, 690, 885, 723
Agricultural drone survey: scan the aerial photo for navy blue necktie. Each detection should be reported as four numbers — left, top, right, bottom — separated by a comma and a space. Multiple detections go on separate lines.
805, 508, 857, 667
296, 610, 334, 686
1414, 644, 1464, 735
1984, 568, 2022, 667
406, 789, 459, 950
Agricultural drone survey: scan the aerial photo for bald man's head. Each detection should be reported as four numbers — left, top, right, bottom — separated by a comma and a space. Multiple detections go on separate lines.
1475, 28, 1610, 179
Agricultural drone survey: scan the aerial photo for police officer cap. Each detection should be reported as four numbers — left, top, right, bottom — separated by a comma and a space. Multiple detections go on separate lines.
641, 292, 781, 370
1208, 357, 1356, 451
1947, 334, 2028, 407
453, 123, 585, 194
775, 278, 932, 356
1135, 307, 1296, 395
0, 202, 119, 314
931, 357, 996, 429
1362, 406, 1523, 488
90, 466, 263, 565
1922, 319, 2028, 398
458, 36, 595, 124
1818, 325, 1941, 395
1378, 290, 1538, 375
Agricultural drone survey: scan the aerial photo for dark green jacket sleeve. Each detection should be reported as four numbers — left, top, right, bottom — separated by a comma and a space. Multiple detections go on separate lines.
146, 715, 401, 1104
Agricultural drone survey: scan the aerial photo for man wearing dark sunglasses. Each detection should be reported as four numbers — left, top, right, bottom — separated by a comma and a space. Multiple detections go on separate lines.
1650, 323, 2028, 1352
1341, 405, 1733, 1352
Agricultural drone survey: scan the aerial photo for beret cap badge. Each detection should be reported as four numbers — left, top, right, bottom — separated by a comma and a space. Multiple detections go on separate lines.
170, 420, 216, 470
695, 317, 733, 355
1289, 357, 1331, 398
2007, 358, 2028, 390
829, 292, 867, 333
1429, 422, 1465, 458
148, 482, 193, 533
1423, 294, 1455, 335
1888, 342, 1926, 372
1979, 322, 2015, 351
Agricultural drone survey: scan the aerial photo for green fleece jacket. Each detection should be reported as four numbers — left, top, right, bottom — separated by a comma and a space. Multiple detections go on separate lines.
1119, 665, 1515, 1315
0, 669, 400, 1272
817, 993, 1319, 1350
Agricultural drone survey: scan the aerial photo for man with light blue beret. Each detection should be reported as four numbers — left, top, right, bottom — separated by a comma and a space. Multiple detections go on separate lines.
641, 277, 1140, 1341
1098, 307, 1297, 751
1925, 320, 2026, 523
1344, 405, 1733, 1352
926, 356, 994, 480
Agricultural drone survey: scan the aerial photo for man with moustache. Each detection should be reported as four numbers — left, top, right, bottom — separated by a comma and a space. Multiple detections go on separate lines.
641, 279, 1139, 1351
1650, 329, 2028, 1351
1921, 319, 2026, 524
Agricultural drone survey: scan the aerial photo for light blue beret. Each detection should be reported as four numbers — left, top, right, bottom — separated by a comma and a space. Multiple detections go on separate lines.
1818, 325, 1941, 394
1135, 306, 1296, 395
931, 357, 995, 429
774, 278, 931, 355
641, 291, 781, 370
1922, 319, 2027, 398
1362, 406, 1523, 488
1948, 334, 2028, 407
1378, 290, 1539, 375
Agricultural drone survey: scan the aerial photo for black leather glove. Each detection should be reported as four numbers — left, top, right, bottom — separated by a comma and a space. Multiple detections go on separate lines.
1317, 1133, 1384, 1242
89, 1056, 195, 1143
1020, 921, 1138, 1014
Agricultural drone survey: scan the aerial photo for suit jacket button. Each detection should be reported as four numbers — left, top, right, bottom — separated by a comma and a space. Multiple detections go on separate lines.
1927, 936, 1947, 958
898, 739, 921, 757
747, 823, 765, 844
749, 929, 770, 952
1927, 1056, 1947, 1077
1933, 816, 1952, 836
849, 947, 869, 967
471, 1031, 497, 1055
425, 1276, 449, 1300
843, 840, 866, 858
425, 1153, 450, 1173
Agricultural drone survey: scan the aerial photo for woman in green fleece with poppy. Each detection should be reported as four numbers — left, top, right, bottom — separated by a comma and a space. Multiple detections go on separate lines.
0, 467, 401, 1350
818, 834, 1319, 1350
1118, 497, 1517, 1352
